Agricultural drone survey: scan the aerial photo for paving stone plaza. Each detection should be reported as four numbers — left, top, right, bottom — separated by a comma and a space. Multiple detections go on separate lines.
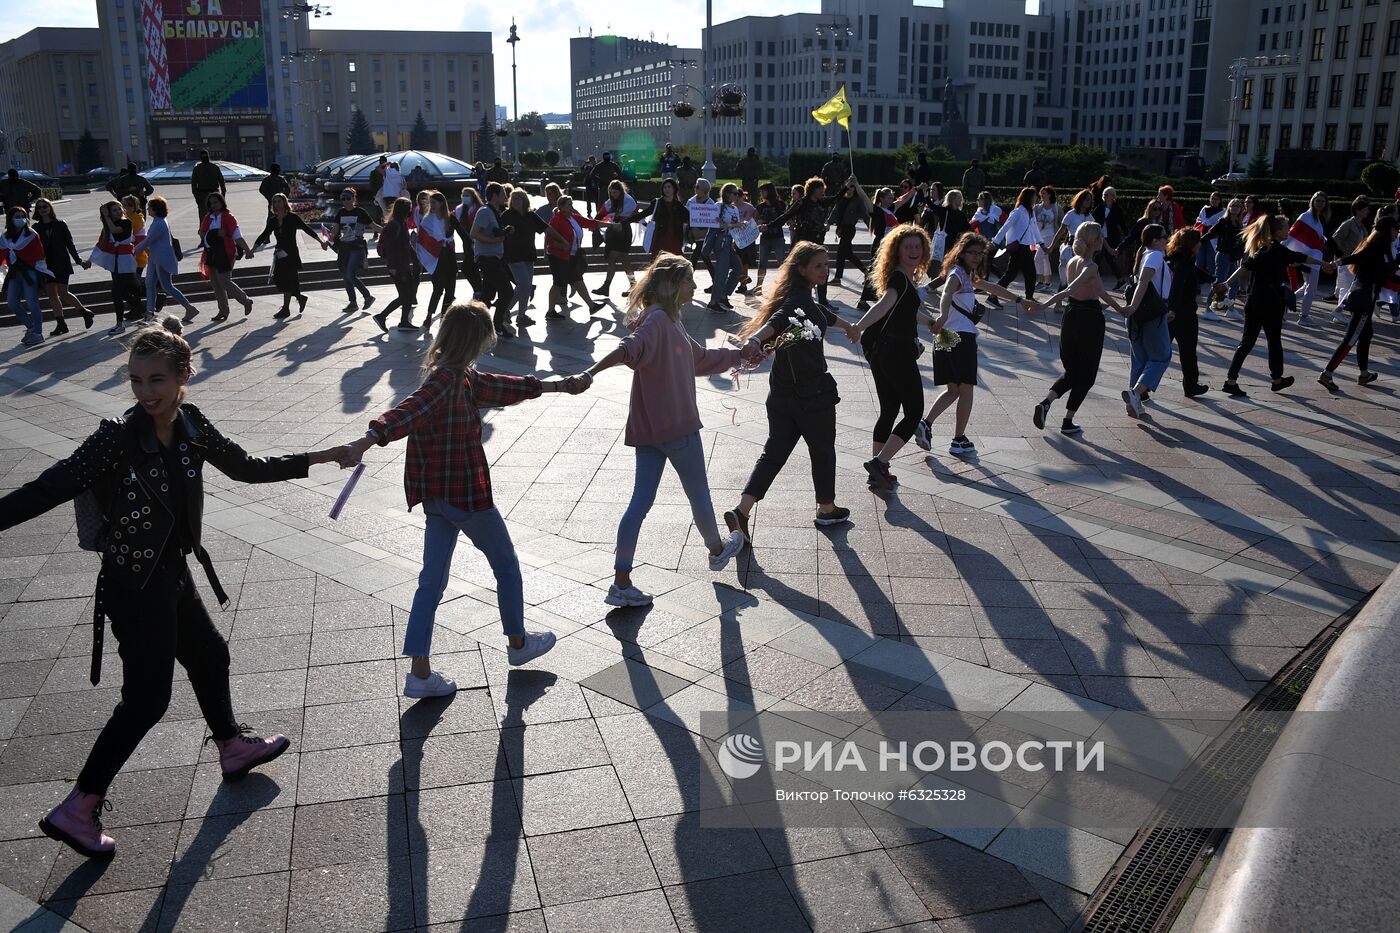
0, 186, 1396, 932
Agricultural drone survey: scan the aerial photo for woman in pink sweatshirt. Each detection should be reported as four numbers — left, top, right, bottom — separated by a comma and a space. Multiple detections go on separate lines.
581, 254, 757, 607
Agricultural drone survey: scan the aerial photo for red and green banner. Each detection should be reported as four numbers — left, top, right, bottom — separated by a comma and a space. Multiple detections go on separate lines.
143, 0, 268, 112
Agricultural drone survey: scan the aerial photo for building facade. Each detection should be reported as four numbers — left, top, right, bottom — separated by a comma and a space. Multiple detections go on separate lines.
1041, 0, 1250, 159
0, 1, 495, 173
570, 35, 702, 164
0, 29, 110, 173
704, 0, 1067, 159
1226, 0, 1400, 170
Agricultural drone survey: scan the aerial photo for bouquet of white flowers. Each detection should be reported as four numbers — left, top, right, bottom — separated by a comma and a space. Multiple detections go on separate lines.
931, 328, 962, 352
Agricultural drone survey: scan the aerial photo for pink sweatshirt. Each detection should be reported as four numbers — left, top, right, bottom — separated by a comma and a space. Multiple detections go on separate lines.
619, 306, 742, 447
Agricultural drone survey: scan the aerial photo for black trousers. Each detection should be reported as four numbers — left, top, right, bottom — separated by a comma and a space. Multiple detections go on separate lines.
459, 250, 483, 296
109, 272, 143, 321
742, 393, 838, 504
1049, 301, 1105, 411
1227, 300, 1285, 381
477, 256, 514, 325
427, 255, 457, 317
832, 226, 867, 279
1326, 304, 1374, 372
996, 245, 1036, 300
1169, 309, 1201, 391
869, 351, 923, 444
382, 269, 418, 321
78, 559, 238, 796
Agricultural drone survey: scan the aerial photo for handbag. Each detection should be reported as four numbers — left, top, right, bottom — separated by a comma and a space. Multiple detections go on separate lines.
171, 237, 184, 262
1124, 256, 1169, 324
931, 226, 947, 262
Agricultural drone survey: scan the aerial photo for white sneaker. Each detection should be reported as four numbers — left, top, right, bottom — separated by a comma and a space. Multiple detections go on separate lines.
1329, 311, 1348, 325
1226, 308, 1243, 321
913, 419, 932, 451
604, 584, 653, 607
1123, 389, 1144, 419
1200, 309, 1221, 322
403, 671, 458, 698
709, 530, 745, 571
507, 631, 557, 666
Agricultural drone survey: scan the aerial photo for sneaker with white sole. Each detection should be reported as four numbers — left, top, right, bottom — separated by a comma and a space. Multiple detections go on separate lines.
948, 436, 976, 456
403, 671, 458, 698
813, 505, 851, 526
1122, 389, 1145, 419
1329, 312, 1348, 325
507, 631, 557, 666
1032, 401, 1049, 431
1200, 309, 1221, 322
913, 419, 932, 451
709, 530, 745, 571
604, 584, 654, 607
1226, 308, 1244, 321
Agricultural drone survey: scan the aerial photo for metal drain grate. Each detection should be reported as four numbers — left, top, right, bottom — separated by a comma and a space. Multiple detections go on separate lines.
1070, 594, 1371, 933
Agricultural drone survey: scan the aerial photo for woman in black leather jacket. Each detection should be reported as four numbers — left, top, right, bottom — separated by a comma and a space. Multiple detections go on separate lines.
0, 317, 349, 859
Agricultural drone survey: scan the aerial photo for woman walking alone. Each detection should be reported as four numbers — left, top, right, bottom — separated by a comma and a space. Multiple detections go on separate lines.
581, 255, 752, 608
340, 302, 588, 694
912, 232, 1038, 456
752, 183, 788, 295
133, 196, 200, 324
197, 193, 254, 323
1218, 214, 1334, 397
0, 317, 350, 858
723, 242, 860, 542
852, 225, 934, 483
1317, 216, 1396, 389
1032, 223, 1123, 435
31, 197, 93, 333
89, 200, 146, 335
251, 193, 326, 320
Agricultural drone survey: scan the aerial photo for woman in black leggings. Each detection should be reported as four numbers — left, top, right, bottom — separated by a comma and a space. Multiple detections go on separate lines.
828, 177, 871, 284
853, 225, 934, 487
1318, 215, 1397, 389
1033, 222, 1124, 435
1218, 214, 1333, 397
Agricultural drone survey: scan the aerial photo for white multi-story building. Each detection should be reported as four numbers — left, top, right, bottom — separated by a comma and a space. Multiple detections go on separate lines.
1226, 0, 1400, 169
705, 0, 1067, 159
1040, 0, 1250, 158
570, 35, 702, 163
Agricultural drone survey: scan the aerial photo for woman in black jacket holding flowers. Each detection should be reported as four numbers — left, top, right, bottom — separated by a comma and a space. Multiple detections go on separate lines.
0, 318, 351, 859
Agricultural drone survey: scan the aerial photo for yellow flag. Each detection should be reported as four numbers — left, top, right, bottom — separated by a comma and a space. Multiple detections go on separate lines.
811, 85, 852, 131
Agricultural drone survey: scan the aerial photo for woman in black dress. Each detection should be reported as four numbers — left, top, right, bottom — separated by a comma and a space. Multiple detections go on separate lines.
253, 193, 327, 319
32, 198, 93, 333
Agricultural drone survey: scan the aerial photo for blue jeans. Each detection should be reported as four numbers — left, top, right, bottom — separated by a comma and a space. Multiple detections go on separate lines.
146, 265, 192, 312
1128, 315, 1173, 392
615, 432, 723, 573
712, 240, 742, 300
509, 260, 533, 316
757, 237, 787, 276
338, 243, 371, 302
1214, 252, 1239, 299
5, 270, 43, 335
404, 500, 524, 656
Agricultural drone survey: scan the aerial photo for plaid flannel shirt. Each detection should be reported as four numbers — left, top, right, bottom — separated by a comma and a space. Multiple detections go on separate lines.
370, 367, 542, 512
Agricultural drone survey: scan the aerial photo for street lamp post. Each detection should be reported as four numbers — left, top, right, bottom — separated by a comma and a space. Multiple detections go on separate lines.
1225, 57, 1249, 173
702, 0, 715, 181
507, 21, 522, 176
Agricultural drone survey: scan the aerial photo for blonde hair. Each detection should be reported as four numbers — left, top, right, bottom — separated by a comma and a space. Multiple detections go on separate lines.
422, 301, 497, 377
126, 316, 194, 403
944, 189, 964, 211
871, 224, 930, 293
1243, 213, 1283, 257
1072, 221, 1103, 259
508, 189, 530, 213
740, 242, 826, 340
625, 253, 693, 324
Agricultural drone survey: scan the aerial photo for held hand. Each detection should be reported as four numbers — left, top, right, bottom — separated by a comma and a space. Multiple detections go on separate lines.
1167, 311, 1176, 323
740, 338, 765, 362
847, 324, 864, 344
321, 241, 330, 251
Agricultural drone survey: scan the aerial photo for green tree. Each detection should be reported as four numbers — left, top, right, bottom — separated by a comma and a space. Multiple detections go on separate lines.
513, 111, 549, 152
75, 130, 103, 173
546, 126, 572, 160
345, 108, 374, 155
1247, 148, 1272, 178
1360, 161, 1400, 197
544, 150, 560, 167
409, 111, 433, 150
474, 113, 497, 163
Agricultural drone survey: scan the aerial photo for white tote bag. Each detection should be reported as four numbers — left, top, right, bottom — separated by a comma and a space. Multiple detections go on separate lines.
931, 225, 947, 262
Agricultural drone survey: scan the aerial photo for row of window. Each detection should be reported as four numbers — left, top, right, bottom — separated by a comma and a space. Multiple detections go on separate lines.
334, 58, 475, 74
1308, 21, 1400, 60
1243, 71, 1397, 109
1238, 121, 1389, 157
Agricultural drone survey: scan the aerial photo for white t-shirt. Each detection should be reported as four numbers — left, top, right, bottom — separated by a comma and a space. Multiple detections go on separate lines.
943, 265, 981, 334
1138, 248, 1172, 302
382, 167, 406, 198
1061, 210, 1094, 265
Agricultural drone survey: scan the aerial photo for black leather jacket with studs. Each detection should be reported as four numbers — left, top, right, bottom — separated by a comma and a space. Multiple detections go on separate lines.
0, 403, 308, 681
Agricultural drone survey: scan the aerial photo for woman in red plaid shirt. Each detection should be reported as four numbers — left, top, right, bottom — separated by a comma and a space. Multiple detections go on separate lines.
344, 301, 590, 697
